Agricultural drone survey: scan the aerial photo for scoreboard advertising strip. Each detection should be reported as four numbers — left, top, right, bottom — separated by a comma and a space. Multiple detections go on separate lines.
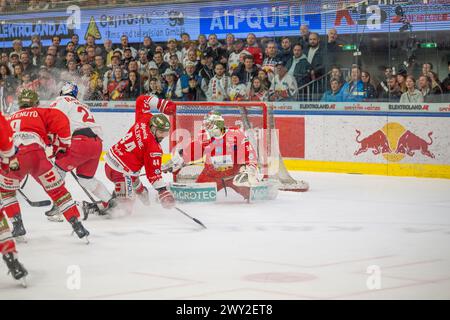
1, 0, 449, 48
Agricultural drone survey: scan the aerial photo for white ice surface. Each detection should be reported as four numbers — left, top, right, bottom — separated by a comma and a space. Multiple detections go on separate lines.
1, 170, 450, 300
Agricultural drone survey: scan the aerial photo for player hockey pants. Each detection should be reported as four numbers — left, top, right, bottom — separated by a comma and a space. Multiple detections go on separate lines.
0, 144, 81, 222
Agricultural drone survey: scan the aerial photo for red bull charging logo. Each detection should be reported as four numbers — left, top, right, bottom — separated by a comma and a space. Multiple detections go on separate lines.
354, 122, 435, 162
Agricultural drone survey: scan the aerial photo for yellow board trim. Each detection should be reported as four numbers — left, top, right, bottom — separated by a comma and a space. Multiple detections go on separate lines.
100, 152, 450, 179
284, 159, 450, 179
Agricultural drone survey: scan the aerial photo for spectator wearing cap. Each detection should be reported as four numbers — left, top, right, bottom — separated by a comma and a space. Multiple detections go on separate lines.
228, 39, 245, 75
63, 41, 76, 56
29, 43, 43, 68
180, 33, 192, 61
184, 76, 206, 101
299, 25, 310, 51
164, 38, 182, 64
147, 61, 162, 83
12, 39, 22, 56
228, 73, 247, 101
199, 50, 216, 92
285, 43, 311, 89
245, 33, 263, 66
262, 41, 280, 82
176, 61, 202, 101
269, 62, 298, 101
103, 39, 114, 66
278, 37, 293, 66
235, 54, 258, 86
153, 51, 169, 75
120, 35, 137, 59
78, 48, 89, 67
206, 63, 230, 101
122, 47, 135, 70
8, 52, 20, 74
225, 33, 236, 54
305, 32, 325, 80
140, 36, 156, 61
161, 69, 179, 100
168, 53, 184, 78
341, 66, 366, 102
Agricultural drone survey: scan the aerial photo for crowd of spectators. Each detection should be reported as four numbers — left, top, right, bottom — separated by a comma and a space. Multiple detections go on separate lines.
1, 25, 449, 105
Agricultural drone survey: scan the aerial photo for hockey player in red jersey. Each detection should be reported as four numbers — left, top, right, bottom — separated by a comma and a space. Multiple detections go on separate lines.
105, 113, 175, 210
164, 111, 260, 200
134, 94, 176, 122
0, 113, 28, 285
45, 82, 115, 221
0, 89, 90, 240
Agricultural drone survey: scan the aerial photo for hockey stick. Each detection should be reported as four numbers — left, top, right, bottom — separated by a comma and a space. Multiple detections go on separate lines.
18, 190, 51, 207
17, 175, 52, 207
175, 207, 207, 229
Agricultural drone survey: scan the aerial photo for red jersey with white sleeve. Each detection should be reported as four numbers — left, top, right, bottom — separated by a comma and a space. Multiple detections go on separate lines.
135, 95, 176, 122
0, 113, 15, 159
105, 120, 165, 189
182, 126, 257, 178
6, 107, 72, 149
50, 96, 103, 139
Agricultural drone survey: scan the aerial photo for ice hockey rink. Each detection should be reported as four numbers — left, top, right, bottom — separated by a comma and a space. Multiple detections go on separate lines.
1, 170, 450, 300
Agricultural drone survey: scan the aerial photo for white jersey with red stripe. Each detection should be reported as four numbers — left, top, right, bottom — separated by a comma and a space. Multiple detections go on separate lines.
50, 96, 103, 139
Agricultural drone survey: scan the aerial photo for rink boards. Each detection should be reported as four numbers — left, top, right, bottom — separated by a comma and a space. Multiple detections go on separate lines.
83, 101, 450, 180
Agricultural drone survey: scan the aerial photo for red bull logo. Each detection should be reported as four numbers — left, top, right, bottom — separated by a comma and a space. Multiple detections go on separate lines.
354, 123, 435, 162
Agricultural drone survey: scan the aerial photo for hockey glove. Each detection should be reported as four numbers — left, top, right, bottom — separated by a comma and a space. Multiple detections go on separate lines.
8, 157, 20, 171
162, 149, 184, 173
233, 165, 259, 187
157, 187, 175, 209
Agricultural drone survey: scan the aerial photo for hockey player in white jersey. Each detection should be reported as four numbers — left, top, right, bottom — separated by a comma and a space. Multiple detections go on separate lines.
46, 82, 115, 221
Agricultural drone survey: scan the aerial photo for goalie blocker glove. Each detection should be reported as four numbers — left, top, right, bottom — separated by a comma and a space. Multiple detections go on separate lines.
157, 187, 175, 209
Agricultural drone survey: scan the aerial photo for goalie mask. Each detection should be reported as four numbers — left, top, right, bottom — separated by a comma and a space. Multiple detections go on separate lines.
204, 112, 225, 138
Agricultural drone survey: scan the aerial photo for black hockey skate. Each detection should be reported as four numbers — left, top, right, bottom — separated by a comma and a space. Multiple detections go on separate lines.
3, 252, 28, 287
11, 214, 26, 238
45, 204, 64, 222
69, 217, 90, 243
82, 197, 117, 220
45, 204, 59, 216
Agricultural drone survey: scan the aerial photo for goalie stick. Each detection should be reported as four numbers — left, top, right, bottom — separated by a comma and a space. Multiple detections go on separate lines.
18, 175, 51, 207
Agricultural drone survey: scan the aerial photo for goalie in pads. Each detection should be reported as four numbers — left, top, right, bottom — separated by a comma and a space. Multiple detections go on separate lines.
164, 111, 260, 200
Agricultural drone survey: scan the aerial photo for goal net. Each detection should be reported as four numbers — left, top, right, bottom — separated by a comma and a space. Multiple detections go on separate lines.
170, 101, 309, 192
